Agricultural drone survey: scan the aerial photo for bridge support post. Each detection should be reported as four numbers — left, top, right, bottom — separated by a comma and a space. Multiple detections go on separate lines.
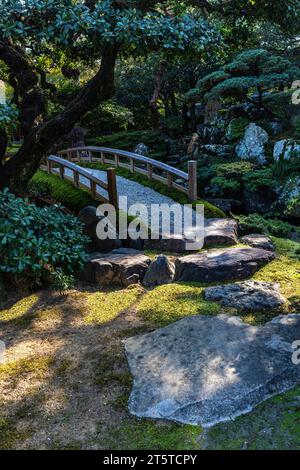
107, 168, 118, 210
188, 160, 197, 201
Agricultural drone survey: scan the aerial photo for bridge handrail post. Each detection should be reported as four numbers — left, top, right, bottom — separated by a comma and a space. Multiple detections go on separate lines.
188, 160, 197, 201
107, 167, 118, 210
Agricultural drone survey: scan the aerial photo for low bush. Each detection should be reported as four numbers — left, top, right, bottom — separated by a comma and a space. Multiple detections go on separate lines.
52, 268, 75, 295
208, 176, 241, 197
235, 213, 295, 237
226, 117, 249, 143
243, 167, 278, 193
29, 170, 98, 213
0, 189, 89, 285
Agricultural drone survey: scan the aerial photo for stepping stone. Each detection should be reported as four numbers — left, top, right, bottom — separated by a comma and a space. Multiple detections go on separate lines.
143, 218, 238, 253
142, 255, 175, 287
204, 281, 286, 310
241, 233, 275, 251
124, 314, 300, 427
174, 247, 275, 283
204, 218, 238, 247
82, 248, 151, 287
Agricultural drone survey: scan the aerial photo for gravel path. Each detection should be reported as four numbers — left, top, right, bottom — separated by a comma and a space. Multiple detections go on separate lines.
58, 167, 201, 236
53, 167, 236, 246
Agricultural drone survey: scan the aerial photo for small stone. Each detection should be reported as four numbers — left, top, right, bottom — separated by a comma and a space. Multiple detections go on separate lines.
241, 234, 275, 251
142, 255, 175, 287
204, 281, 286, 310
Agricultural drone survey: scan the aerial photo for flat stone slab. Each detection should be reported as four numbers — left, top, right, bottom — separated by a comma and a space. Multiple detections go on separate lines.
83, 248, 151, 286
204, 281, 286, 310
124, 314, 300, 427
241, 234, 275, 252
144, 218, 238, 253
174, 247, 275, 283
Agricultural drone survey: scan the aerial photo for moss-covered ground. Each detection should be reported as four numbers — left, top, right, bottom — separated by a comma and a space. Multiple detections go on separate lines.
0, 237, 299, 449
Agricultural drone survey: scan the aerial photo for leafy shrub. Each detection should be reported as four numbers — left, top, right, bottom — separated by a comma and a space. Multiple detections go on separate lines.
292, 115, 300, 139
52, 268, 75, 295
235, 213, 294, 237
82, 100, 134, 133
226, 117, 249, 143
207, 176, 241, 197
28, 180, 52, 199
243, 167, 278, 193
0, 189, 89, 284
29, 171, 98, 213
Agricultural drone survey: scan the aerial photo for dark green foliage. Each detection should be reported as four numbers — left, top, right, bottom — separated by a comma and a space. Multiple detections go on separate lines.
82, 101, 134, 135
226, 117, 249, 143
292, 115, 300, 139
208, 176, 241, 197
0, 189, 89, 283
52, 268, 75, 295
29, 171, 98, 213
188, 49, 300, 106
235, 213, 294, 238
243, 168, 278, 193
86, 130, 168, 161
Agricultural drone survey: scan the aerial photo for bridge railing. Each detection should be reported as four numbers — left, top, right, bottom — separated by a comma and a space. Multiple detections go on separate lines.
46, 155, 118, 209
58, 146, 197, 201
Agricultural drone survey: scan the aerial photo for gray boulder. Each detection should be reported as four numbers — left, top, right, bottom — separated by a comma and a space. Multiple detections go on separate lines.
134, 143, 150, 156
204, 218, 238, 247
78, 205, 122, 253
200, 144, 233, 158
204, 281, 286, 310
82, 248, 151, 287
273, 139, 300, 161
142, 255, 175, 287
235, 123, 269, 165
124, 313, 300, 427
241, 234, 275, 251
174, 247, 275, 283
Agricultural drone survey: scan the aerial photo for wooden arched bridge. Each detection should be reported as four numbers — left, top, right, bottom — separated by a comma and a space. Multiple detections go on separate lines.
46, 146, 197, 210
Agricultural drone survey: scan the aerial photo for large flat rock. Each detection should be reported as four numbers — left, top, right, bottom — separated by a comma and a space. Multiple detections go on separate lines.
174, 247, 275, 283
124, 314, 300, 427
204, 281, 286, 310
82, 248, 151, 286
143, 218, 238, 253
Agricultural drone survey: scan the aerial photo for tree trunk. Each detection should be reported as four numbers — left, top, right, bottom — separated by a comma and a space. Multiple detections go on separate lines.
0, 46, 119, 195
182, 103, 189, 133
0, 127, 8, 166
149, 60, 166, 129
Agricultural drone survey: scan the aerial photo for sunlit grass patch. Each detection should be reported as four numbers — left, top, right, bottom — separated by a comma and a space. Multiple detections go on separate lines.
101, 418, 201, 450
136, 283, 220, 327
0, 294, 39, 323
0, 354, 55, 387
85, 285, 144, 324
253, 237, 300, 308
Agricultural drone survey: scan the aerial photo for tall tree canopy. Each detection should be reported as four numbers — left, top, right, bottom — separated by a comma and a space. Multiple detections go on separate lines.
186, 49, 300, 108
0, 0, 220, 192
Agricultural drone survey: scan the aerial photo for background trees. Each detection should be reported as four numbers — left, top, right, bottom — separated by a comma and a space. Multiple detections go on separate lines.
0, 0, 299, 193
0, 0, 220, 193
